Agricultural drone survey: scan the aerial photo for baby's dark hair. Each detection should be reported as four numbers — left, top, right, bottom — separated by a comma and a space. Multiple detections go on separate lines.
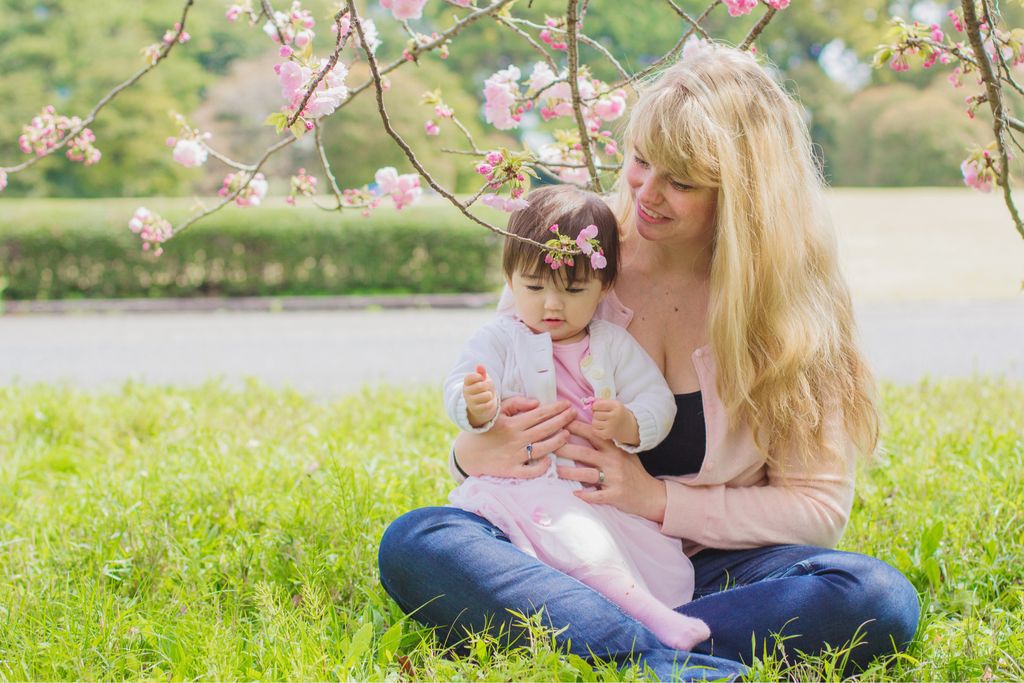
502, 185, 619, 287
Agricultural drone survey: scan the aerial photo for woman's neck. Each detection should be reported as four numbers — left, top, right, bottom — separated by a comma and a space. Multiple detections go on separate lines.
622, 233, 713, 282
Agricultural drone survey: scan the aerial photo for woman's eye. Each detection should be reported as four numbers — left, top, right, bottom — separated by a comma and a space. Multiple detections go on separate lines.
633, 155, 650, 168
670, 180, 693, 190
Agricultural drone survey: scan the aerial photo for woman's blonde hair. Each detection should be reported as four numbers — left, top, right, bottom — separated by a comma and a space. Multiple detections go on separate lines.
616, 42, 878, 465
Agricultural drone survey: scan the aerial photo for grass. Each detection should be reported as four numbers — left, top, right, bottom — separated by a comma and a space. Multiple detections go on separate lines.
0, 378, 1022, 680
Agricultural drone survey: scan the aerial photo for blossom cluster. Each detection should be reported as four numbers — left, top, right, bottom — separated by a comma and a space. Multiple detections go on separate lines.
375, 167, 422, 210
275, 57, 350, 121
723, 0, 789, 17
19, 106, 101, 165
261, 1, 316, 48
539, 16, 568, 51
476, 150, 533, 212
287, 167, 318, 205
543, 223, 607, 270
219, 171, 269, 207
960, 145, 1000, 193
128, 207, 173, 256
421, 89, 454, 136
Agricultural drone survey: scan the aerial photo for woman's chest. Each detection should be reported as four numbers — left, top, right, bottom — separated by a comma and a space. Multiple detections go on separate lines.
621, 294, 707, 394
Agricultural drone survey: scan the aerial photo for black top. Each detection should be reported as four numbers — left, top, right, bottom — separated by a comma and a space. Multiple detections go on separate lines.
637, 391, 707, 477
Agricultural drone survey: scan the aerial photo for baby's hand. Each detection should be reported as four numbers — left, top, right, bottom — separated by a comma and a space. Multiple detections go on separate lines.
591, 399, 640, 446
463, 365, 498, 428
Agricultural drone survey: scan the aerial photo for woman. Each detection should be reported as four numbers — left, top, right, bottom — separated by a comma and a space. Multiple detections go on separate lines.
378, 43, 919, 680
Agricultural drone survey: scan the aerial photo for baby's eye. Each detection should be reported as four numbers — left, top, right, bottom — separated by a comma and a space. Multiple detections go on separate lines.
526, 285, 544, 292
566, 287, 586, 294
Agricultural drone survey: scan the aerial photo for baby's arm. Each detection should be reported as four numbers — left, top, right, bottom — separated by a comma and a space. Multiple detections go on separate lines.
601, 322, 677, 452
443, 321, 509, 433
463, 365, 498, 428
591, 399, 639, 446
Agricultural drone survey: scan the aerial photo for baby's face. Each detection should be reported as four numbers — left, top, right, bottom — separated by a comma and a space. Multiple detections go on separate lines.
508, 269, 606, 344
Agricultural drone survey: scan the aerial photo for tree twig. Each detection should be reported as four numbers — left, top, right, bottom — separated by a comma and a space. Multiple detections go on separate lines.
2, 0, 196, 174
349, 0, 553, 251
740, 4, 776, 50
963, 0, 1024, 239
565, 0, 601, 192
285, 10, 350, 129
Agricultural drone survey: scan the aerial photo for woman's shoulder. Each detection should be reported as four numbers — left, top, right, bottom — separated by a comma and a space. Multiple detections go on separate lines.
593, 289, 634, 327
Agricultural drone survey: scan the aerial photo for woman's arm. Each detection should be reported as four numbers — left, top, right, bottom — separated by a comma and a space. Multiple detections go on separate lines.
558, 421, 855, 549
449, 397, 577, 481
659, 443, 855, 549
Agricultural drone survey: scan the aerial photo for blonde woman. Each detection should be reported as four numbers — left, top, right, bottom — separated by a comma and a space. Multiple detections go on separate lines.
378, 44, 919, 680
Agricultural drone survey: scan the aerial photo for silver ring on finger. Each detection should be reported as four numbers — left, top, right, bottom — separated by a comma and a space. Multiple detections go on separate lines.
597, 469, 606, 485
525, 442, 534, 463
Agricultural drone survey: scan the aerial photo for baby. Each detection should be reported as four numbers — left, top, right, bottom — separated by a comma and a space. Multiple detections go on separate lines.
444, 185, 710, 651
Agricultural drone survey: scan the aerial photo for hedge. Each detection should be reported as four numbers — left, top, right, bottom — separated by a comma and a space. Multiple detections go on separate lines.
0, 198, 505, 299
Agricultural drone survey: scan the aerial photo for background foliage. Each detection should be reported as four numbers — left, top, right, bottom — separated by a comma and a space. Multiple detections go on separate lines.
0, 0, 1015, 197
0, 199, 503, 298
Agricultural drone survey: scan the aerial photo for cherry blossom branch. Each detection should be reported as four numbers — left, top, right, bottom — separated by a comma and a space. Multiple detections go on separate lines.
347, 0, 518, 101
285, 10, 350, 129
259, 0, 290, 46
171, 135, 298, 237
565, 0, 601, 192
740, 4, 777, 50
441, 147, 621, 171
201, 145, 257, 172
314, 120, 345, 209
449, 115, 484, 154
1, 0, 196, 174
608, 1, 720, 90
493, 15, 560, 73
962, 0, 1024, 239
506, 17, 633, 89
665, 0, 711, 39
350, 2, 551, 251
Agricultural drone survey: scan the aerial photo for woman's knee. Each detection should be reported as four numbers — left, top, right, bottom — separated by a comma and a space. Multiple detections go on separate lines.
814, 551, 921, 651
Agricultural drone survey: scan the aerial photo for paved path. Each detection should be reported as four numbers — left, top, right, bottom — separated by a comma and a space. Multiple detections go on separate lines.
2, 299, 1021, 399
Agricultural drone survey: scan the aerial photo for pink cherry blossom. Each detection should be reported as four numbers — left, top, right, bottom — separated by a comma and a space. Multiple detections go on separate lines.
483, 66, 522, 130
450, 0, 473, 6
575, 224, 598, 254
163, 23, 190, 44
354, 18, 381, 54
381, 0, 429, 21
129, 207, 173, 256
590, 252, 607, 270
948, 9, 964, 33
767, 0, 790, 9
424, 120, 440, 135
375, 167, 422, 210
528, 62, 557, 92
961, 159, 992, 192
724, 0, 757, 16
481, 193, 529, 212
484, 150, 503, 166
219, 172, 269, 206
141, 43, 162, 65
0, 170, 7, 192
171, 138, 208, 167
592, 89, 627, 121
434, 103, 453, 118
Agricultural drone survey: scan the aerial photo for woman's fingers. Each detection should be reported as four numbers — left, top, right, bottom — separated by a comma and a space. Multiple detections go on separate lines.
556, 464, 602, 486
500, 395, 540, 417
515, 455, 552, 479
566, 419, 611, 447
520, 404, 576, 443
527, 427, 570, 460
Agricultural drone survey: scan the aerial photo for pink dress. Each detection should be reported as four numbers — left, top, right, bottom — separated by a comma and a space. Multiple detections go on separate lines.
448, 336, 710, 650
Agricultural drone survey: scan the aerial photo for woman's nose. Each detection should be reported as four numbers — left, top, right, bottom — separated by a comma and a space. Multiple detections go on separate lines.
638, 175, 662, 205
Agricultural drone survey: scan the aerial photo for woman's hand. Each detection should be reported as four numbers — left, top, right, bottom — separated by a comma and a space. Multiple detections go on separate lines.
453, 396, 576, 479
556, 420, 668, 522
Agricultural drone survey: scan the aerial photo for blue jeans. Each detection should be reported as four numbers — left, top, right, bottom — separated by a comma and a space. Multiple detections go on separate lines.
378, 507, 919, 681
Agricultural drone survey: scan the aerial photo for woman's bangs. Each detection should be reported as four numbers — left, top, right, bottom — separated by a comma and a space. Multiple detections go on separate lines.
628, 90, 719, 187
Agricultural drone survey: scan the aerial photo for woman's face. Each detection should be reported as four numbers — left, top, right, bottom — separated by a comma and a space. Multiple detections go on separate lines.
624, 151, 718, 247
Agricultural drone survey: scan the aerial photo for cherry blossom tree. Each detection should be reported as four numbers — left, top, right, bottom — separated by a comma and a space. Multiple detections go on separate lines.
2, 0, 1021, 265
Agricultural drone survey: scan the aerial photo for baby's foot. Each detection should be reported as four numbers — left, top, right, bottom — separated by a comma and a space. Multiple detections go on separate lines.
649, 612, 711, 652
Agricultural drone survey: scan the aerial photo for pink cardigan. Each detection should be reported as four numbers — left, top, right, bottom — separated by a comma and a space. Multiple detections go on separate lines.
450, 290, 856, 557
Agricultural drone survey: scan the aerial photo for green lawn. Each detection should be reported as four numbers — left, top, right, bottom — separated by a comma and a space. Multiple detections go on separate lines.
1, 379, 1022, 680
